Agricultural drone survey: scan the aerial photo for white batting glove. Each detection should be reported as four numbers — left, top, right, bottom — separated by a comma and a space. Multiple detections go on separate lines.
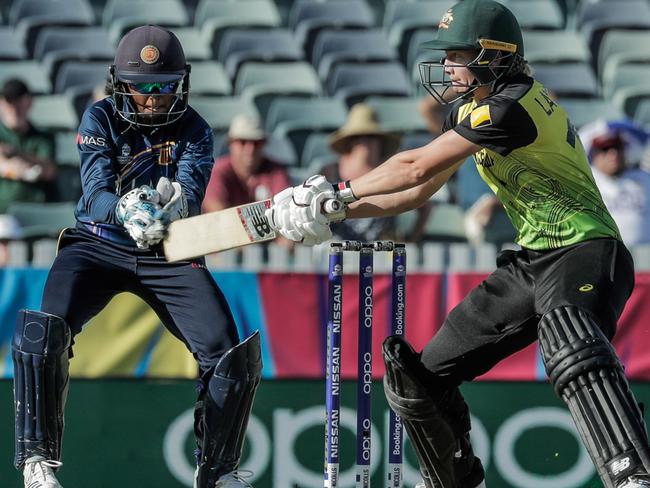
154, 177, 188, 224
292, 175, 348, 225
265, 187, 304, 243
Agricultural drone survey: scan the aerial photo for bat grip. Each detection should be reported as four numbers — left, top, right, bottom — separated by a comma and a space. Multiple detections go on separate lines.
322, 198, 343, 214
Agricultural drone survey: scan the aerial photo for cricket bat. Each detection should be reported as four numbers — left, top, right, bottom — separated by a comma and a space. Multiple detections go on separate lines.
163, 199, 276, 262
163, 198, 342, 262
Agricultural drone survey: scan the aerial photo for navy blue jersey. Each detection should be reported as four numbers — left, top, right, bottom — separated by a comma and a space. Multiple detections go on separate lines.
74, 97, 214, 236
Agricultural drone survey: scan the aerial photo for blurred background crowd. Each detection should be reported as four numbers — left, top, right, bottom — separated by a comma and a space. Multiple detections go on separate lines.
1, 0, 649, 269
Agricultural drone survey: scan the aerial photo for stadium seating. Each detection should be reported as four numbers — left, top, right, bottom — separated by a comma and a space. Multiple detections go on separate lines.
10, 0, 95, 54
30, 95, 79, 132
602, 61, 650, 99
597, 30, 650, 79
265, 97, 347, 133
365, 96, 427, 133
634, 98, 650, 130
383, 0, 449, 62
0, 0, 645, 252
326, 61, 412, 106
0, 60, 50, 93
219, 29, 303, 80
301, 131, 338, 169
188, 61, 231, 96
421, 203, 467, 243
190, 95, 259, 133
7, 201, 77, 239
0, 27, 27, 60
234, 61, 322, 118
169, 27, 211, 61
54, 131, 79, 165
33, 27, 113, 82
312, 29, 397, 81
532, 62, 598, 98
524, 30, 590, 64
103, 0, 189, 42
268, 97, 347, 163
196, 0, 281, 55
289, 0, 375, 56
612, 86, 650, 119
577, 0, 650, 66
508, 0, 564, 30
559, 97, 624, 129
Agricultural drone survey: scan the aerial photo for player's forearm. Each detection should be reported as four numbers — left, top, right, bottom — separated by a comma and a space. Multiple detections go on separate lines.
348, 131, 478, 199
347, 176, 442, 218
348, 147, 432, 199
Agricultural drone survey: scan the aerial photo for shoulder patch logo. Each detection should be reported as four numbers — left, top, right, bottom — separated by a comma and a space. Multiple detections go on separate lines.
439, 9, 453, 29
140, 45, 160, 64
470, 105, 492, 129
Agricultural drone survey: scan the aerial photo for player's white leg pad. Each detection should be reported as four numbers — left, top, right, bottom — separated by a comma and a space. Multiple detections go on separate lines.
23, 456, 63, 488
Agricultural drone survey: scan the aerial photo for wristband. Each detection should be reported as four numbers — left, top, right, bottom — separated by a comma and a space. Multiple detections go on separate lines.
334, 180, 359, 203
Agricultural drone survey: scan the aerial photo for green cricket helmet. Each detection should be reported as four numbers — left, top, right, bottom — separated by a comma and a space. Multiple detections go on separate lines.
418, 0, 525, 104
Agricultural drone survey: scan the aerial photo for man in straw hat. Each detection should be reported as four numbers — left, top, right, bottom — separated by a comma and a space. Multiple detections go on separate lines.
265, 0, 650, 486
325, 103, 400, 241
203, 114, 291, 213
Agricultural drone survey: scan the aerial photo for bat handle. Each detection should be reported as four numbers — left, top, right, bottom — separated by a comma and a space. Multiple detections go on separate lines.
322, 199, 343, 214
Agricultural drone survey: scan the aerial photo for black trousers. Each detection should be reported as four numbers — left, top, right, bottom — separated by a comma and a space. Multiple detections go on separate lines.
421, 238, 635, 387
40, 227, 239, 372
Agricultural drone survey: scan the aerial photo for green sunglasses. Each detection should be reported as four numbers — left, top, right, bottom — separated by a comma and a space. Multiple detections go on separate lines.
129, 82, 178, 95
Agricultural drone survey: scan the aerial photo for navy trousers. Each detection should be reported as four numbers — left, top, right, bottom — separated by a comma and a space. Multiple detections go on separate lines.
41, 226, 239, 372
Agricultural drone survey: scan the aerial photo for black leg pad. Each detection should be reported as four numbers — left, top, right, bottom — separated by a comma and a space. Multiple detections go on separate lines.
539, 306, 650, 488
383, 335, 457, 488
195, 331, 262, 488
13, 309, 71, 469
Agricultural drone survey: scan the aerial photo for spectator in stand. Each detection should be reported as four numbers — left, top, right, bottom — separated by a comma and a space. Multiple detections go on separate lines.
202, 114, 291, 212
317, 103, 405, 241
580, 120, 650, 246
0, 79, 57, 213
0, 214, 22, 266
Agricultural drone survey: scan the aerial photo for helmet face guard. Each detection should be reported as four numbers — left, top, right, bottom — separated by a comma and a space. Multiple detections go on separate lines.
110, 65, 190, 128
419, 41, 518, 105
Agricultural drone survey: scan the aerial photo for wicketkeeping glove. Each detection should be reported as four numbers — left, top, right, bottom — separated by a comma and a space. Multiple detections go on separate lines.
154, 177, 188, 224
116, 186, 164, 249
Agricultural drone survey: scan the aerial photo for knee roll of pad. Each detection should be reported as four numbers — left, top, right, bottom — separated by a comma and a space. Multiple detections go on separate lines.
12, 309, 71, 469
539, 306, 650, 488
195, 331, 262, 488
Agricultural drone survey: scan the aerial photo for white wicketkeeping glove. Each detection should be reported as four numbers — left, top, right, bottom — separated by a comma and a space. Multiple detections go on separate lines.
116, 186, 165, 249
154, 177, 188, 224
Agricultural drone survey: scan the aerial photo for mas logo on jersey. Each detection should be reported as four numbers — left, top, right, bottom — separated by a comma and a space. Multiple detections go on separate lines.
76, 133, 106, 147
470, 105, 492, 129
439, 9, 453, 29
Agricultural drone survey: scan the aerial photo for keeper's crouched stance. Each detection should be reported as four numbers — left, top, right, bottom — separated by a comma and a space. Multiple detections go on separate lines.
13, 25, 262, 488
264, 0, 650, 485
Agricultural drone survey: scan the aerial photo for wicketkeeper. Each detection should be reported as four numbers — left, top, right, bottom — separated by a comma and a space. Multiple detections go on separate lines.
266, 1, 650, 487
13, 25, 260, 488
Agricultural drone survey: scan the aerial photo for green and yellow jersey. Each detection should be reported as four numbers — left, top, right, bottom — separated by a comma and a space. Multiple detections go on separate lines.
444, 73, 620, 250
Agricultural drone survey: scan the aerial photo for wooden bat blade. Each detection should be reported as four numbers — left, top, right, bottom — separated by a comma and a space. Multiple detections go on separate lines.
163, 199, 276, 262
